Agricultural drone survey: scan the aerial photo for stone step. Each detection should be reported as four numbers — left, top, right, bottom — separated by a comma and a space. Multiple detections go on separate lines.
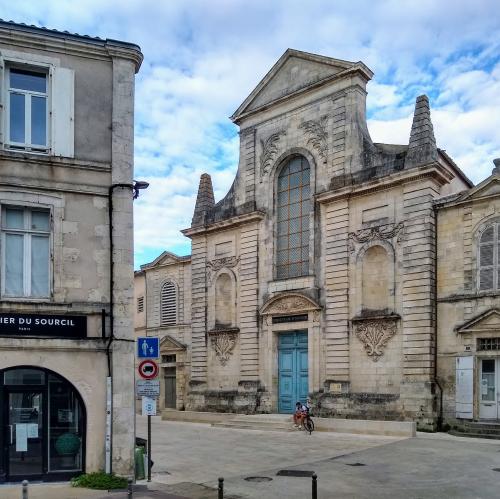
449, 430, 500, 440
212, 421, 295, 432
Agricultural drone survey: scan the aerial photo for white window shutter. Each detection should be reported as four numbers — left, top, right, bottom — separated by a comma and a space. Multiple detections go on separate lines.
0, 54, 4, 148
456, 356, 474, 419
51, 66, 74, 158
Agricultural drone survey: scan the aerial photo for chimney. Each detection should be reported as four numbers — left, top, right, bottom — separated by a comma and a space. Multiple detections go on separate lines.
404, 95, 438, 168
191, 173, 215, 227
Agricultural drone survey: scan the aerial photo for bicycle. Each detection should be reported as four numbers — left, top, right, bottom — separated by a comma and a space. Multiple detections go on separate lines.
302, 412, 315, 435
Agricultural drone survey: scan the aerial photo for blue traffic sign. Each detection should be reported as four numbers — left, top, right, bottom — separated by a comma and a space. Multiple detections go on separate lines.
137, 337, 159, 359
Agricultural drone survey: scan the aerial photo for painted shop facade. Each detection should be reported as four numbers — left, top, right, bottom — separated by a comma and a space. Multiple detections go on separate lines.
134, 49, 500, 430
0, 21, 142, 481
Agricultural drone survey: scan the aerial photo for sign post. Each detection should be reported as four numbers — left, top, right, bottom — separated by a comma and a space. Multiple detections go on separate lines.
137, 337, 159, 483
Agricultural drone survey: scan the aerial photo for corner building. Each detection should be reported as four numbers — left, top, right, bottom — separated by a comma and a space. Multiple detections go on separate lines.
136, 49, 496, 430
0, 21, 142, 481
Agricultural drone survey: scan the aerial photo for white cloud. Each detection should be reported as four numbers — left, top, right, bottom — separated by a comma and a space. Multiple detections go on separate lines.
2, 0, 499, 265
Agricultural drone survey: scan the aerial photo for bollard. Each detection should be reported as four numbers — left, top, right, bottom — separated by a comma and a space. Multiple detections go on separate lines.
218, 477, 224, 499
312, 473, 317, 499
22, 480, 28, 499
127, 477, 133, 498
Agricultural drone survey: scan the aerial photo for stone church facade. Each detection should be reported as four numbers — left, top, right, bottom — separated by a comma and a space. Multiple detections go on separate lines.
135, 49, 500, 429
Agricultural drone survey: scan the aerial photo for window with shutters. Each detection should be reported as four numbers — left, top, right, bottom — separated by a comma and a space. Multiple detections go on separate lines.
2, 55, 75, 157
160, 281, 177, 325
478, 224, 500, 291
1, 205, 51, 298
5, 66, 49, 153
275, 156, 311, 279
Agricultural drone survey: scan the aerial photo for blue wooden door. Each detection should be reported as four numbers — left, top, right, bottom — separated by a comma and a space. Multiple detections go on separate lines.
278, 331, 308, 413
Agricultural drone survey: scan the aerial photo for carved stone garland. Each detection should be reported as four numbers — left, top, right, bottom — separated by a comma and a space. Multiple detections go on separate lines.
259, 130, 286, 179
206, 256, 239, 284
210, 331, 237, 366
348, 222, 404, 253
298, 115, 329, 163
353, 318, 398, 362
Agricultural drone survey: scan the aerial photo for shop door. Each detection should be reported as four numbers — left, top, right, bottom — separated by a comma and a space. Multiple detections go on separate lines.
278, 331, 308, 413
164, 367, 176, 409
479, 358, 500, 420
5, 390, 44, 480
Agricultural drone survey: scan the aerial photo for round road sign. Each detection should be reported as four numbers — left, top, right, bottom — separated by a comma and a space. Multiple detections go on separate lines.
138, 359, 159, 380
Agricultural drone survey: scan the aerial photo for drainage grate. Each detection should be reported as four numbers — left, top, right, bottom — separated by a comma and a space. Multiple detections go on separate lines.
276, 470, 315, 477
245, 476, 273, 482
345, 462, 366, 467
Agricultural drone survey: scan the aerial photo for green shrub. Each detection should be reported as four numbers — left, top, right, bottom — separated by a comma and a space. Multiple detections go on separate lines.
71, 472, 128, 490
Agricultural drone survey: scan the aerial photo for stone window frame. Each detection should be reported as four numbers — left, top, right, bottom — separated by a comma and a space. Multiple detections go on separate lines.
473, 216, 500, 293
160, 279, 178, 326
0, 189, 64, 302
271, 148, 317, 281
354, 239, 396, 315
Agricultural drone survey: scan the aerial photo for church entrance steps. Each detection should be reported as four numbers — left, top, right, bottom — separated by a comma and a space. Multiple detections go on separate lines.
449, 421, 500, 439
161, 410, 416, 437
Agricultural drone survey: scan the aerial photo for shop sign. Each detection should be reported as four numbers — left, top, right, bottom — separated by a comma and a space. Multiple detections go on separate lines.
0, 313, 87, 338
136, 380, 160, 398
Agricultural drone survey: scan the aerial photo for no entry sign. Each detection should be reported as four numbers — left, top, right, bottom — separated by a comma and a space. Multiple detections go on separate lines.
138, 359, 159, 380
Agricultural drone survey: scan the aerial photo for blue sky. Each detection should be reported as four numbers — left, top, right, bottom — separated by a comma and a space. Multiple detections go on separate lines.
2, 0, 499, 268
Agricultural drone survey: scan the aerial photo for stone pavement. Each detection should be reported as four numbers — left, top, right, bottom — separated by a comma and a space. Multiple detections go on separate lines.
2, 418, 500, 498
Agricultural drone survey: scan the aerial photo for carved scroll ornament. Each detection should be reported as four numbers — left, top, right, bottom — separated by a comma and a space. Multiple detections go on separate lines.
348, 222, 404, 253
206, 256, 239, 284
353, 318, 398, 362
210, 331, 237, 366
298, 115, 329, 163
260, 130, 286, 179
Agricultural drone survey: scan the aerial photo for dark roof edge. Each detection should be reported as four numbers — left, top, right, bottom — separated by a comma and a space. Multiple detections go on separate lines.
438, 148, 474, 188
0, 19, 142, 69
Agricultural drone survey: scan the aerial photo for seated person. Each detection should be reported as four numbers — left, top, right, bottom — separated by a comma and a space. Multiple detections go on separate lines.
293, 401, 308, 427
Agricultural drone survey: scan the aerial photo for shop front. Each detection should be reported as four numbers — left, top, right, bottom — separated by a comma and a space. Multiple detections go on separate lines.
0, 366, 86, 482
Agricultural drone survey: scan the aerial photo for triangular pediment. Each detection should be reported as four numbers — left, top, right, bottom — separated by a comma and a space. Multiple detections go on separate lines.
141, 251, 190, 270
260, 292, 321, 316
456, 309, 500, 333
456, 175, 500, 203
160, 334, 187, 351
231, 49, 372, 123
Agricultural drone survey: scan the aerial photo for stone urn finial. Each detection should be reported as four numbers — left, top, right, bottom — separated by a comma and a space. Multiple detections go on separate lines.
493, 158, 500, 175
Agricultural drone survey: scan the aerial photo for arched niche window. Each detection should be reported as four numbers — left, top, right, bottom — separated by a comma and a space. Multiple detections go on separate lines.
160, 281, 177, 326
478, 224, 500, 291
215, 273, 234, 327
276, 156, 311, 279
362, 245, 390, 311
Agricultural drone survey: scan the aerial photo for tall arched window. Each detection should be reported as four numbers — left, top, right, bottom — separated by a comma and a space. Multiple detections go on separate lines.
478, 224, 499, 291
160, 281, 177, 325
276, 156, 311, 279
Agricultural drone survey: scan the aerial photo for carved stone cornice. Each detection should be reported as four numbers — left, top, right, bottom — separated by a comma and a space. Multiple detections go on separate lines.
298, 115, 328, 163
352, 316, 399, 362
260, 130, 286, 178
260, 292, 321, 316
208, 329, 238, 366
206, 256, 240, 284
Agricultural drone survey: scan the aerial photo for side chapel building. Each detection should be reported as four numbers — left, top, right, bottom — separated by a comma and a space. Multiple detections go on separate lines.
135, 49, 500, 430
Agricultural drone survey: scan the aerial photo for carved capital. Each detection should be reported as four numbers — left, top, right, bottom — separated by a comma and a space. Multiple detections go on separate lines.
259, 130, 286, 179
209, 331, 238, 366
352, 317, 398, 362
298, 115, 329, 163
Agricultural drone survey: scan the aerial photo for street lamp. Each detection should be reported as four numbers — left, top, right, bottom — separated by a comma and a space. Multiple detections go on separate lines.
133, 180, 150, 199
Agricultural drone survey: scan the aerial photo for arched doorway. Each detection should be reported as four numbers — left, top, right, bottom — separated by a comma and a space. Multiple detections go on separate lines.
0, 366, 86, 482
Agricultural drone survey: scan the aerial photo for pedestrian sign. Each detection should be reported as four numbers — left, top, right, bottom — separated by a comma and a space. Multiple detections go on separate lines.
137, 337, 159, 359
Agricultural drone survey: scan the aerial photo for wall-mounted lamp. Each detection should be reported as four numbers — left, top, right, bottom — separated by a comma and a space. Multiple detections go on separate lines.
133, 180, 150, 199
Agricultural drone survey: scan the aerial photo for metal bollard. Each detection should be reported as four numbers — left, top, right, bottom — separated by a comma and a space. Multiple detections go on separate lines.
127, 477, 133, 498
312, 473, 317, 499
218, 477, 224, 499
22, 480, 28, 499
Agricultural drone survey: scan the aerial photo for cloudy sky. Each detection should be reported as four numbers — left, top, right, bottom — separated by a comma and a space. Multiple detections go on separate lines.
2, 0, 499, 267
